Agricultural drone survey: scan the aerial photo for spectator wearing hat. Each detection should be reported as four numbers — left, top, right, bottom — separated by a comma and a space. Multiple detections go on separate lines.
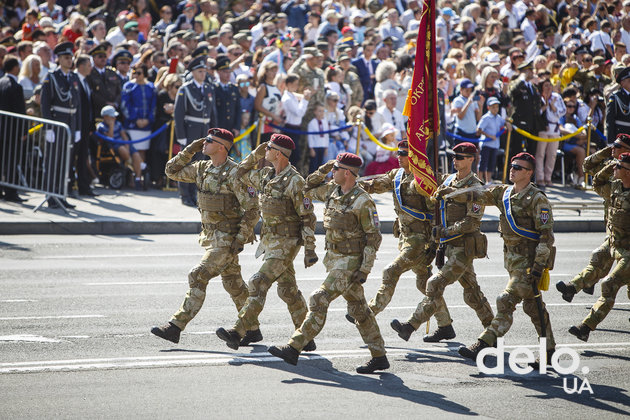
0, 55, 27, 203
173, 55, 218, 207
338, 53, 363, 108
559, 96, 588, 186
436, 8, 454, 56
477, 96, 506, 184
213, 55, 242, 140
73, 54, 97, 196
573, 56, 613, 97
364, 122, 399, 176
509, 59, 544, 158
171, 2, 197, 33
86, 43, 123, 125
41, 42, 82, 209
606, 67, 630, 143
317, 9, 342, 39
352, 41, 378, 102
451, 78, 484, 143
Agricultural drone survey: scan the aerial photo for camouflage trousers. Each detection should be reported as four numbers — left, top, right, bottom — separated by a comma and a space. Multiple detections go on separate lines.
407, 245, 494, 330
370, 239, 452, 328
583, 246, 630, 330
234, 246, 308, 336
569, 239, 613, 293
479, 252, 555, 350
170, 247, 254, 331
289, 269, 386, 357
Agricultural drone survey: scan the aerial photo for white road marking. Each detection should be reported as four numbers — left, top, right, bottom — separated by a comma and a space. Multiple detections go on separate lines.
1, 342, 627, 374
329, 301, 630, 312
0, 299, 38, 303
0, 335, 62, 343
0, 315, 105, 321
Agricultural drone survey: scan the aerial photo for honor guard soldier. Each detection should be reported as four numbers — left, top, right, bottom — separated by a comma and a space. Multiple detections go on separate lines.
113, 49, 133, 85
183, 45, 210, 83
268, 153, 390, 374
151, 128, 260, 344
86, 43, 122, 120
216, 134, 318, 351
346, 141, 456, 343
606, 67, 630, 143
556, 133, 630, 302
174, 55, 218, 207
390, 142, 494, 342
213, 55, 241, 138
41, 41, 81, 209
456, 153, 556, 364
568, 152, 630, 342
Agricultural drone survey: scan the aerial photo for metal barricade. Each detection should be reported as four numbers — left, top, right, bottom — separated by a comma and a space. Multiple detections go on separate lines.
0, 110, 72, 212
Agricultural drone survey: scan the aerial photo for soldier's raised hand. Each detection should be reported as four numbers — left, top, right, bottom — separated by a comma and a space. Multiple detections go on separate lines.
436, 186, 456, 199
304, 248, 318, 268
253, 141, 268, 159
319, 160, 337, 174
188, 137, 205, 153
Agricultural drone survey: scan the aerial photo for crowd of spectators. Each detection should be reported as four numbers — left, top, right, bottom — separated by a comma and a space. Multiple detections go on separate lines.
2, 0, 630, 204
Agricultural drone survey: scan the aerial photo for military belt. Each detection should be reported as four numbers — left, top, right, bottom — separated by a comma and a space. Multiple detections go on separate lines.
202, 221, 240, 233
615, 120, 630, 127
325, 239, 365, 255
185, 116, 210, 124
264, 222, 301, 237
52, 106, 77, 114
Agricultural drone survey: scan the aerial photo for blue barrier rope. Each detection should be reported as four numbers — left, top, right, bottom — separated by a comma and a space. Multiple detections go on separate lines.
592, 126, 607, 142
95, 123, 169, 145
268, 122, 353, 135
446, 128, 506, 144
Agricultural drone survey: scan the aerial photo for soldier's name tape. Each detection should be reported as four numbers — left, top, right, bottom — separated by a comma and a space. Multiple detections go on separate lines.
94, 123, 169, 145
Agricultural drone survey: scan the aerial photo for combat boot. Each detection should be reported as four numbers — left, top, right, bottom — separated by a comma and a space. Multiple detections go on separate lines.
239, 329, 263, 346
568, 323, 591, 342
423, 324, 456, 342
529, 349, 555, 370
390, 319, 414, 341
583, 285, 595, 295
216, 327, 241, 350
345, 313, 355, 324
458, 339, 490, 361
268, 344, 300, 365
356, 356, 390, 374
303, 340, 317, 352
150, 322, 181, 344
556, 281, 577, 302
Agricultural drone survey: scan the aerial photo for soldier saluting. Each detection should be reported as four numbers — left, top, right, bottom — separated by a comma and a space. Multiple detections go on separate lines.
268, 153, 389, 374
390, 142, 494, 342
456, 152, 556, 364
150, 128, 260, 344
174, 55, 218, 207
41, 41, 81, 209
345, 140, 456, 343
216, 134, 318, 351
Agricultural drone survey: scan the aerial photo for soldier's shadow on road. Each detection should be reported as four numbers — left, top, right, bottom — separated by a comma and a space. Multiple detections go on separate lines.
248, 344, 477, 416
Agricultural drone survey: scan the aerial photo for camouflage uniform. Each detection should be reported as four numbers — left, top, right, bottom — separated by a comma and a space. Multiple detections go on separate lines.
406, 172, 494, 330
295, 63, 326, 127
288, 163, 386, 357
359, 168, 452, 327
232, 149, 316, 336
461, 183, 556, 351
579, 176, 630, 330
344, 70, 363, 108
164, 145, 259, 330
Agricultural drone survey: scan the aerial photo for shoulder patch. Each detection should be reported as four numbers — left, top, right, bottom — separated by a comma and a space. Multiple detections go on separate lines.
372, 211, 380, 227
540, 208, 550, 224
303, 197, 311, 210
247, 186, 257, 197
472, 203, 481, 213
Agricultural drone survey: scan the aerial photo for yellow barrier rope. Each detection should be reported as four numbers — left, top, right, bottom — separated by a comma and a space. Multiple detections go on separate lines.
28, 123, 43, 135
513, 124, 587, 142
363, 126, 397, 151
234, 122, 258, 143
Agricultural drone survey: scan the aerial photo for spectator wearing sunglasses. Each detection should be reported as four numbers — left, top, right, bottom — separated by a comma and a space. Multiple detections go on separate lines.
559, 99, 587, 187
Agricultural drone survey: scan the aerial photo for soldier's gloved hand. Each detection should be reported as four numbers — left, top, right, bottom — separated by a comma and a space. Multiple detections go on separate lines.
431, 225, 446, 242
230, 238, 245, 253
187, 137, 205, 153
436, 186, 456, 199
351, 270, 368, 284
529, 263, 544, 285
319, 160, 337, 174
304, 248, 318, 268
253, 141, 268, 159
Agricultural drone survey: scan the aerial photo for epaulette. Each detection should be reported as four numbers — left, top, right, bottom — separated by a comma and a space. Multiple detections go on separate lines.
106, 66, 117, 72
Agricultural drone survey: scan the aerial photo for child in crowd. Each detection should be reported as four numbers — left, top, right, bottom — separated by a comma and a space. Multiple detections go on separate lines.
307, 104, 329, 173
96, 105, 145, 189
364, 123, 399, 175
324, 91, 350, 161
477, 97, 505, 183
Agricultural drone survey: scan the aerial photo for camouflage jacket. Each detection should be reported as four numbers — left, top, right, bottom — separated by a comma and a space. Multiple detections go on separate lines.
583, 145, 613, 176
165, 145, 259, 248
464, 183, 554, 268
434, 172, 485, 240
238, 152, 316, 259
305, 167, 382, 273
594, 178, 630, 250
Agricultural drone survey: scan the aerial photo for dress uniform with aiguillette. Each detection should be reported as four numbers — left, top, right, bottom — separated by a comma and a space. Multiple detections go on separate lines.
174, 55, 218, 206
213, 55, 241, 134
605, 67, 630, 142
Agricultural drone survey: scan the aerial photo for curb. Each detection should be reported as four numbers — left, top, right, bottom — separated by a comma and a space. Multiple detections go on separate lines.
0, 219, 606, 235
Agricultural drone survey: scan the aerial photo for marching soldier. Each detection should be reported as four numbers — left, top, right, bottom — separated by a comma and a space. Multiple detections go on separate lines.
568, 152, 630, 342
86, 43, 122, 119
456, 153, 556, 363
390, 142, 494, 342
215, 134, 318, 351
606, 67, 630, 142
268, 153, 389, 374
174, 55, 218, 207
556, 133, 630, 301
345, 141, 456, 343
150, 128, 259, 344
41, 41, 81, 209
213, 55, 241, 139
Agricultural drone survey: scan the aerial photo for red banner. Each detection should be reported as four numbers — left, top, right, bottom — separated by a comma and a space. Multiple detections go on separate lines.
402, 0, 439, 197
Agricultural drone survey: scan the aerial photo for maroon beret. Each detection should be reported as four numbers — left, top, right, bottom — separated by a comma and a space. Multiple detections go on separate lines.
619, 152, 630, 164
615, 133, 630, 148
270, 133, 295, 150
512, 152, 535, 165
207, 127, 234, 150
336, 152, 363, 169
397, 140, 409, 150
452, 142, 477, 155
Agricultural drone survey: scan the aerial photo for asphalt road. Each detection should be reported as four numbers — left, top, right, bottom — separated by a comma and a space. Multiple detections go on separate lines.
1, 233, 629, 419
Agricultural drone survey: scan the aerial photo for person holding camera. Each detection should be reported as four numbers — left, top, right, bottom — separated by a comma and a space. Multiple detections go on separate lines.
451, 79, 484, 145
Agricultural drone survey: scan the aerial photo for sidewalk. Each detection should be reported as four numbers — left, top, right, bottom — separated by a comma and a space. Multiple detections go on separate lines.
0, 184, 605, 235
